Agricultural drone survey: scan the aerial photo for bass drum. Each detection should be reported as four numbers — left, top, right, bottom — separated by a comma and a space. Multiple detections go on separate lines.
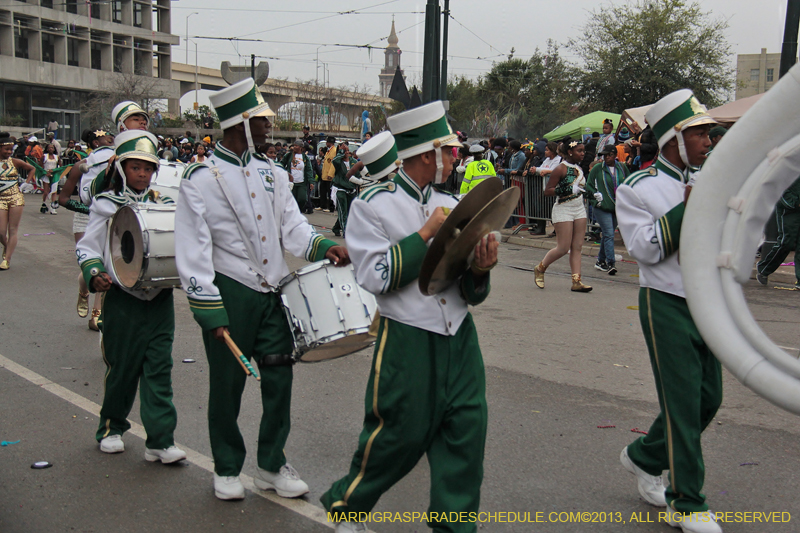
108, 203, 180, 290
682, 62, 800, 415
150, 160, 185, 202
279, 260, 378, 362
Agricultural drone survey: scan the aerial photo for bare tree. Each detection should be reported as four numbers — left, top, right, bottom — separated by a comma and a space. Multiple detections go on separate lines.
81, 71, 171, 130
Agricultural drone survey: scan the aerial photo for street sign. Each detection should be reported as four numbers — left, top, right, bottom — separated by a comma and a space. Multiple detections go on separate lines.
321, 106, 330, 115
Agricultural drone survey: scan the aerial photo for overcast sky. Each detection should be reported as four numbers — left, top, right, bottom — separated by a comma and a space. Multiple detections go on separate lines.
175, 0, 788, 109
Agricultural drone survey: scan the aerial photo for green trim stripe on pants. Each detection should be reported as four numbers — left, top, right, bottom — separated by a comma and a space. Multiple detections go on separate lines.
96, 285, 177, 450
626, 288, 722, 514
201, 273, 294, 477
321, 315, 488, 533
757, 204, 800, 282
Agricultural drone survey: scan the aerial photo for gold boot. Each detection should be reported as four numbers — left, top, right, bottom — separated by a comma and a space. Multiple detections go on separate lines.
88, 309, 101, 331
534, 262, 546, 289
571, 273, 592, 292
77, 290, 90, 318
0, 259, 9, 270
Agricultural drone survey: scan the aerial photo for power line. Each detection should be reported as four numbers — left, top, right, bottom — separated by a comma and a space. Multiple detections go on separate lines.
233, 0, 401, 39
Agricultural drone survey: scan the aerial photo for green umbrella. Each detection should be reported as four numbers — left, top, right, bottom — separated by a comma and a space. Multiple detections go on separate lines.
544, 111, 622, 141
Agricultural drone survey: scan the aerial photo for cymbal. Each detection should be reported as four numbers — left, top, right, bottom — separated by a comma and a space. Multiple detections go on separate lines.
419, 178, 519, 295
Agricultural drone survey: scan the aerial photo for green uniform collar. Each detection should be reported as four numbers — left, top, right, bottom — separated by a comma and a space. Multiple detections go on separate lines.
654, 155, 690, 184
394, 169, 432, 204
214, 142, 252, 167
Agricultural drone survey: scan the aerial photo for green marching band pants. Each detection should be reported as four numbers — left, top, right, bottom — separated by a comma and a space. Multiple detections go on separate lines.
757, 203, 800, 282
291, 180, 308, 210
96, 285, 177, 450
201, 272, 295, 477
626, 287, 723, 514
322, 314, 488, 533
336, 190, 355, 236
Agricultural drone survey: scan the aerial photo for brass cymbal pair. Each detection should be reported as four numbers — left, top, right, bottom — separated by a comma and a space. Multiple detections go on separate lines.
419, 177, 520, 295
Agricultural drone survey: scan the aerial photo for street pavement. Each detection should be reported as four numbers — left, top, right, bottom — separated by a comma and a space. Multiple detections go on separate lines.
1, 203, 799, 533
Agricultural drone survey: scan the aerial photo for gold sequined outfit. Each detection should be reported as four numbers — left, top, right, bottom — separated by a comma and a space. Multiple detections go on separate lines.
0, 158, 24, 210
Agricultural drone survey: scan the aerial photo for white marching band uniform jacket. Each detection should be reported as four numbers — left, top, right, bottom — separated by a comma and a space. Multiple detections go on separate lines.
76, 191, 174, 301
174, 142, 335, 330
78, 146, 114, 206
616, 155, 692, 298
345, 170, 490, 336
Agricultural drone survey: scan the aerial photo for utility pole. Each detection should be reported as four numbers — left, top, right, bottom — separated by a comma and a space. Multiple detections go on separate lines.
780, 0, 800, 77
767, 0, 800, 245
440, 0, 450, 101
422, 0, 441, 104
185, 12, 198, 64
251, 54, 256, 81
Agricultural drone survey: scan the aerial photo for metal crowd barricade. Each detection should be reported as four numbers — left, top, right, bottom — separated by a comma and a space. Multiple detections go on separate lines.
504, 173, 600, 239
505, 173, 555, 235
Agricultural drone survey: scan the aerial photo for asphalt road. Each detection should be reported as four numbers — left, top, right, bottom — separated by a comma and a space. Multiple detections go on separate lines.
1, 203, 799, 533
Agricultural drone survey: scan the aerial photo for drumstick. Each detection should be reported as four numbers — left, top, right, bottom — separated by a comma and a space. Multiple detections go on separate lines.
222, 331, 261, 381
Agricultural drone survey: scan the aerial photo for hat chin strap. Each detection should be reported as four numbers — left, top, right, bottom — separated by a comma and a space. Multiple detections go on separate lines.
244, 120, 256, 155
115, 160, 149, 202
675, 131, 692, 171
434, 148, 446, 184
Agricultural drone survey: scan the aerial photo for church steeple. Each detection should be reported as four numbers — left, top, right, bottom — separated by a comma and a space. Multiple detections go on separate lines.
379, 17, 404, 98
387, 19, 399, 48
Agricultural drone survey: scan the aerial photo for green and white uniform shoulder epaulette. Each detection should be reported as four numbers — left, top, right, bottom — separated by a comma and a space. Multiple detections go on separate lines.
358, 180, 397, 202
182, 162, 210, 180
622, 167, 658, 188
95, 191, 129, 206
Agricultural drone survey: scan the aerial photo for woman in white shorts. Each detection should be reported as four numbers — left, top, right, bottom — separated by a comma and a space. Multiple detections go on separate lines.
59, 129, 115, 330
533, 139, 592, 292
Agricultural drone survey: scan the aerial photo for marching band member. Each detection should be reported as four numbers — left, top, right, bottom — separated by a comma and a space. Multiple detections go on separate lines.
616, 89, 723, 533
174, 78, 349, 501
60, 101, 149, 329
331, 143, 361, 236
76, 130, 186, 464
322, 102, 498, 533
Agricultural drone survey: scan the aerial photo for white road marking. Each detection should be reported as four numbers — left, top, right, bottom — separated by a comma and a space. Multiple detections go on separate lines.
0, 353, 336, 529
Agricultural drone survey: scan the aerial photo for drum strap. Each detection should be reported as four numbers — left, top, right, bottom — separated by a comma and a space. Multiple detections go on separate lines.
212, 166, 274, 290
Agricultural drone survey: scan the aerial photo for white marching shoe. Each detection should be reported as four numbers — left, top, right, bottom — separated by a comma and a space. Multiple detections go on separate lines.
336, 521, 368, 532
99, 435, 124, 454
144, 445, 187, 464
253, 463, 309, 498
213, 474, 245, 501
620, 446, 667, 507
667, 511, 723, 533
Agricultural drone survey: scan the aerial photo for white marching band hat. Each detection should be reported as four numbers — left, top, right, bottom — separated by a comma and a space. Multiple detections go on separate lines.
356, 131, 399, 180
387, 101, 461, 160
646, 89, 717, 167
209, 78, 276, 131
112, 101, 150, 132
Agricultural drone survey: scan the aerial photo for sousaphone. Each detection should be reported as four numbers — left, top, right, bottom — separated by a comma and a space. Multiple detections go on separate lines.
682, 62, 800, 414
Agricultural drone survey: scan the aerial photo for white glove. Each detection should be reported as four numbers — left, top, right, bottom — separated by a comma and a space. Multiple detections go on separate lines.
288, 182, 294, 191
456, 165, 467, 173
593, 192, 603, 203
687, 171, 699, 188
572, 182, 585, 196
349, 176, 365, 185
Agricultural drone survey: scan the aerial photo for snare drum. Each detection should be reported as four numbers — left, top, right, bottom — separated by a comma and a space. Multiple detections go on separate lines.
278, 260, 378, 362
108, 203, 180, 290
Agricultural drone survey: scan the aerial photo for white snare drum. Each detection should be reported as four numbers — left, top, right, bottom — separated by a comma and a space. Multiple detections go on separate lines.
279, 260, 378, 362
108, 203, 180, 290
